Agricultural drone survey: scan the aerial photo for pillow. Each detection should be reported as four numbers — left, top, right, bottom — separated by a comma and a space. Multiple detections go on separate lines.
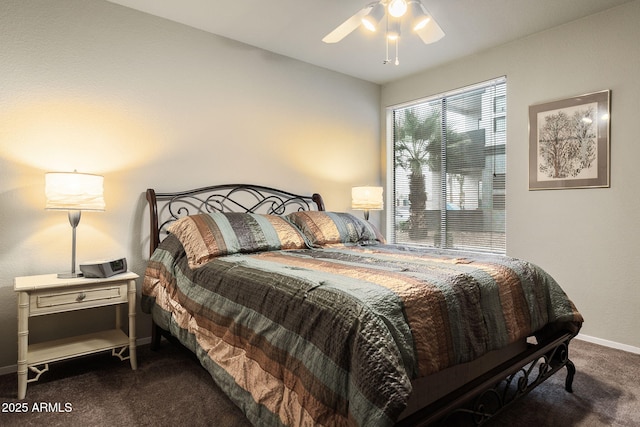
168, 212, 307, 268
286, 211, 385, 247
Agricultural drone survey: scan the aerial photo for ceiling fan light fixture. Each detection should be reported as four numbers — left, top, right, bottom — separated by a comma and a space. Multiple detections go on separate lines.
322, 0, 444, 65
386, 19, 401, 40
409, 1, 431, 31
388, 0, 408, 18
413, 16, 430, 31
362, 2, 385, 32
415, 15, 445, 44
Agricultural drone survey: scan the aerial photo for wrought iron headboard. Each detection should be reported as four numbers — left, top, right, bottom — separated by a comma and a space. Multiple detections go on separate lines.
146, 184, 325, 256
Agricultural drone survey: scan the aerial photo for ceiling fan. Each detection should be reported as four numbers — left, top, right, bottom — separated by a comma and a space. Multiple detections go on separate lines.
322, 0, 444, 65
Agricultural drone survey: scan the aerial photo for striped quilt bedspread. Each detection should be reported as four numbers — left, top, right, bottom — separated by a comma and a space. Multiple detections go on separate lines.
142, 234, 582, 427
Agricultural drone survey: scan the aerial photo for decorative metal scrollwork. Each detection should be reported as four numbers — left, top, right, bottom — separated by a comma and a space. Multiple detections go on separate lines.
436, 338, 575, 426
153, 184, 323, 240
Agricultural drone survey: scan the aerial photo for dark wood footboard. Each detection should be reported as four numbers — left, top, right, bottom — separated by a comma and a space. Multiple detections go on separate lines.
397, 331, 577, 426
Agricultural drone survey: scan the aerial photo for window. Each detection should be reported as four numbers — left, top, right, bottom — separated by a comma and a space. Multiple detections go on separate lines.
389, 77, 506, 253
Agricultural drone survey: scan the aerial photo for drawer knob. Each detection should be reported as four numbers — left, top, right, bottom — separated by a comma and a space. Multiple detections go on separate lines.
76, 292, 86, 302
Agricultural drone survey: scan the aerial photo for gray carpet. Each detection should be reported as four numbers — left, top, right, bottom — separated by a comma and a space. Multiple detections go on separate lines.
0, 338, 638, 426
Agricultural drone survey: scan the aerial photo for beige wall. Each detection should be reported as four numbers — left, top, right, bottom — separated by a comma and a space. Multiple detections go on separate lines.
1, 0, 638, 375
382, 1, 640, 349
0, 0, 380, 369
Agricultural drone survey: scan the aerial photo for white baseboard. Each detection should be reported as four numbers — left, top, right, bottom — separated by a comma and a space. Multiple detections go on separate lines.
576, 333, 640, 355
0, 363, 16, 376
0, 336, 153, 376
135, 336, 152, 346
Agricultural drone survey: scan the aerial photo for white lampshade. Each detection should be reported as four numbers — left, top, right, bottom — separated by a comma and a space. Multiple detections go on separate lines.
45, 172, 105, 211
362, 2, 385, 32
409, 1, 430, 31
352, 186, 384, 210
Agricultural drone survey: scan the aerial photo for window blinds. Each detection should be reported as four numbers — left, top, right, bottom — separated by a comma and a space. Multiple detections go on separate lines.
391, 77, 506, 253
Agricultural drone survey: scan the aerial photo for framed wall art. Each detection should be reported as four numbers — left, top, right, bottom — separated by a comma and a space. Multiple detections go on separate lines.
529, 90, 610, 190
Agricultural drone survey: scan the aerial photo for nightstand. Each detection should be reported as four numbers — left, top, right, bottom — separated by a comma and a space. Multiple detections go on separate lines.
13, 271, 138, 399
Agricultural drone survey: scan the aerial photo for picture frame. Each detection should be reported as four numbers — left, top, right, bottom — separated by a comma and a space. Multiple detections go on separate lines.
529, 90, 610, 190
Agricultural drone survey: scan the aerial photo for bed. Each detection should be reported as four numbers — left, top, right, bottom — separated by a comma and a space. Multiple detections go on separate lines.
141, 184, 583, 426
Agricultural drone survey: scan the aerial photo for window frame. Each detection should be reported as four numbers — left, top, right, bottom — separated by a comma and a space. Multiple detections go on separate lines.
385, 77, 507, 254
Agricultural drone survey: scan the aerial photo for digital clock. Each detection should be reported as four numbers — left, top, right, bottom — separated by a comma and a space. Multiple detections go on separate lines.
79, 257, 128, 278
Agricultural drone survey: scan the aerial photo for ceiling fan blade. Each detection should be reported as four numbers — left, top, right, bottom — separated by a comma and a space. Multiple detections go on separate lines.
322, 5, 374, 43
415, 17, 445, 44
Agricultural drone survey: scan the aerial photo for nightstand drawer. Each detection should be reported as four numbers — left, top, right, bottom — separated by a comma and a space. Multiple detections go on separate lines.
30, 284, 128, 315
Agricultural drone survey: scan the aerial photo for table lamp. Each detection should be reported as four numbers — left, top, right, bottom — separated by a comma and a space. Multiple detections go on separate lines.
351, 186, 383, 220
45, 171, 105, 278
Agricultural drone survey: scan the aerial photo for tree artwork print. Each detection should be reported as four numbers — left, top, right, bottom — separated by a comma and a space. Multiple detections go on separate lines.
537, 103, 597, 181
529, 90, 609, 190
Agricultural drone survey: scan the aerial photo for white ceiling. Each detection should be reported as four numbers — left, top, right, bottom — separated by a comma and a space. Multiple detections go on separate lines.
105, 0, 633, 84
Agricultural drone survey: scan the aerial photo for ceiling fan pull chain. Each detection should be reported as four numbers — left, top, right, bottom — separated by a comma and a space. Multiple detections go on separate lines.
385, 36, 390, 64
395, 38, 400, 65
384, 13, 391, 64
